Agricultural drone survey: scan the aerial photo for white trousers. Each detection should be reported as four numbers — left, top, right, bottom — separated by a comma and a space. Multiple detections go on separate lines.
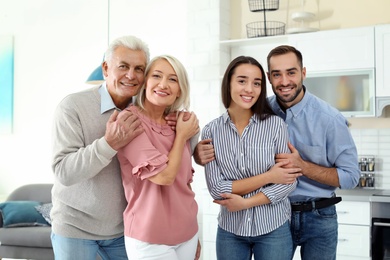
125, 232, 199, 260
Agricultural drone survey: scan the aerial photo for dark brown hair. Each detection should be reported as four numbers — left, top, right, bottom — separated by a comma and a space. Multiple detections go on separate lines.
221, 56, 275, 119
267, 45, 303, 72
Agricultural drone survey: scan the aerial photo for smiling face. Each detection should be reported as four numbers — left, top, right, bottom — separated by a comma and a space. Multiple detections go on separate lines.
144, 59, 181, 111
228, 63, 262, 111
102, 46, 147, 109
267, 52, 306, 109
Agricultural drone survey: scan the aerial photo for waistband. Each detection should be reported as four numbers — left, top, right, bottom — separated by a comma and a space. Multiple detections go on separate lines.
291, 197, 342, 212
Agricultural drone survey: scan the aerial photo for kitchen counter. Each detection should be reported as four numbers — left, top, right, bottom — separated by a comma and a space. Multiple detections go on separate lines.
336, 188, 390, 203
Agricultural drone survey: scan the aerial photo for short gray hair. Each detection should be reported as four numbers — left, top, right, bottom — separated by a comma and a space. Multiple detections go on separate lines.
104, 35, 150, 64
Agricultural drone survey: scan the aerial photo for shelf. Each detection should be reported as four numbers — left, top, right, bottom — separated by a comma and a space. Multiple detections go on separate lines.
219, 34, 288, 47
287, 27, 318, 34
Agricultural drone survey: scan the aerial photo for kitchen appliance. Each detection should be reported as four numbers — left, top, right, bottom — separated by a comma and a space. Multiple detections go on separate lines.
304, 69, 376, 117
371, 191, 390, 259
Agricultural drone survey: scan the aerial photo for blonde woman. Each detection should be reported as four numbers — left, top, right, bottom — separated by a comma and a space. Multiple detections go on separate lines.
117, 55, 200, 260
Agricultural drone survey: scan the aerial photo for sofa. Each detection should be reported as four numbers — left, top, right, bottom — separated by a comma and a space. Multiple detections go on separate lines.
0, 183, 54, 260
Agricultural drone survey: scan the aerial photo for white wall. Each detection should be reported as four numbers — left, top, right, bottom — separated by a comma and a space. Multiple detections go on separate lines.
231, 0, 390, 39
0, 0, 107, 197
0, 0, 188, 198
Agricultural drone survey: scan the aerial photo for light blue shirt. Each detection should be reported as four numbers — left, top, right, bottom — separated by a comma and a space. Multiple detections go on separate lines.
268, 88, 360, 202
99, 83, 116, 114
99, 82, 134, 114
202, 112, 296, 236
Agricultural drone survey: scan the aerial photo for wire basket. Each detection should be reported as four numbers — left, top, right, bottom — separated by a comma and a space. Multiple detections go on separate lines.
246, 21, 285, 38
248, 0, 279, 12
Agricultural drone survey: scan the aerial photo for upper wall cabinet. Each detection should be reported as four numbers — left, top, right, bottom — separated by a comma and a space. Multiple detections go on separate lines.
287, 26, 375, 72
220, 24, 390, 117
375, 24, 390, 97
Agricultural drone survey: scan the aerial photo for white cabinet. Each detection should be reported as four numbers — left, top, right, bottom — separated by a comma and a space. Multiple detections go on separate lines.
336, 201, 371, 260
375, 24, 390, 97
288, 26, 375, 72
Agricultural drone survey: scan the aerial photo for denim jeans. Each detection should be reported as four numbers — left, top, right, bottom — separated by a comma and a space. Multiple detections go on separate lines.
51, 232, 128, 260
291, 204, 338, 260
216, 221, 292, 260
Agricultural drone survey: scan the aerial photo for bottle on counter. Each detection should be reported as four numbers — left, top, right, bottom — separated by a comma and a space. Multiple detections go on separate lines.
368, 157, 375, 172
359, 173, 366, 187
359, 157, 367, 171
366, 173, 374, 187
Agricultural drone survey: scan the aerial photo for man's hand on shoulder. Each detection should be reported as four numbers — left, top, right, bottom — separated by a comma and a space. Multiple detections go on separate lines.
105, 109, 144, 150
194, 139, 215, 166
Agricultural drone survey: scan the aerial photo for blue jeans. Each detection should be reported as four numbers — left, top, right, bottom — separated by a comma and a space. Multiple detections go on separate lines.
291, 205, 338, 260
51, 232, 128, 260
216, 221, 292, 260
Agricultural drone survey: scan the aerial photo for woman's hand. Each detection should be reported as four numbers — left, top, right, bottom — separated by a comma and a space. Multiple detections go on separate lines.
194, 239, 201, 260
213, 193, 249, 212
175, 112, 199, 141
165, 111, 192, 130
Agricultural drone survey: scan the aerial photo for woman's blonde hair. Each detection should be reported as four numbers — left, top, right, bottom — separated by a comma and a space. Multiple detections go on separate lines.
136, 55, 190, 114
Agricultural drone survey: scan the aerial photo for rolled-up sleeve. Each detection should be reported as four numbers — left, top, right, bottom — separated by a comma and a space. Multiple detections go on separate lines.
119, 132, 168, 180
328, 115, 360, 189
202, 124, 233, 200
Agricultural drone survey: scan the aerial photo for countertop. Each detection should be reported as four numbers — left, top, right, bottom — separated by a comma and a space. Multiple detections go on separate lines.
336, 188, 390, 203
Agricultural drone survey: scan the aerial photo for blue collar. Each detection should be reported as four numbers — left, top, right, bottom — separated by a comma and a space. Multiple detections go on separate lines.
99, 82, 117, 114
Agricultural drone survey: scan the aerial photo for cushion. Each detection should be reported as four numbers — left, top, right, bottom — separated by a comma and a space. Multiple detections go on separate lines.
35, 202, 52, 225
0, 226, 52, 247
0, 201, 49, 227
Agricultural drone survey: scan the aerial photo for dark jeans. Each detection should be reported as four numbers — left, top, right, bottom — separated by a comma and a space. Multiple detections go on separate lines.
216, 221, 293, 260
291, 205, 338, 260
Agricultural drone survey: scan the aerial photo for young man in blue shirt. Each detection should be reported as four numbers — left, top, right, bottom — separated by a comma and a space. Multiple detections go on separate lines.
266, 45, 359, 260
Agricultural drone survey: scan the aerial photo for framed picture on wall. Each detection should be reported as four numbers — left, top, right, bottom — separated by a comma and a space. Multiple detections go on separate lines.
0, 36, 14, 134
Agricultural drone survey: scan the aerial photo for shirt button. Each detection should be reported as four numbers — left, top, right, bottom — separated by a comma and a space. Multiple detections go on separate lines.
248, 218, 251, 221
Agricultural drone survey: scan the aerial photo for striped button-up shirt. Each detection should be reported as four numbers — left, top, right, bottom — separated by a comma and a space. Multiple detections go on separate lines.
202, 112, 296, 236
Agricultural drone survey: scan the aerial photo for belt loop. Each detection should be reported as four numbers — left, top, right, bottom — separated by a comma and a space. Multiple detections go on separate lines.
311, 200, 316, 210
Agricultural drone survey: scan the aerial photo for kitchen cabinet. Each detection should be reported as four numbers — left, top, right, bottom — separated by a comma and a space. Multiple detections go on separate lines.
336, 201, 371, 260
287, 26, 375, 72
375, 24, 390, 97
221, 26, 375, 73
220, 24, 390, 117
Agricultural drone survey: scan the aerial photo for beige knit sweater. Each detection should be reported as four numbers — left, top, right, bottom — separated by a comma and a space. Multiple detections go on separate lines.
51, 86, 126, 240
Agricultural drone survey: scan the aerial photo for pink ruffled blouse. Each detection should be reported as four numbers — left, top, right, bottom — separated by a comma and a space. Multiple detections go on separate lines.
117, 105, 198, 245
